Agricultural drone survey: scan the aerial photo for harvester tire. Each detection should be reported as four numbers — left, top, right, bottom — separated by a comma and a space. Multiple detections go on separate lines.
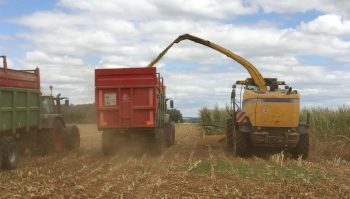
226, 119, 234, 151
292, 133, 309, 159
151, 129, 165, 156
234, 129, 249, 157
1, 136, 19, 170
63, 125, 80, 150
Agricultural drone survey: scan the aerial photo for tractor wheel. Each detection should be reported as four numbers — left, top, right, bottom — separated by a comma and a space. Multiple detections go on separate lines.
52, 120, 64, 152
37, 130, 54, 155
234, 129, 249, 157
171, 123, 175, 145
1, 136, 19, 170
63, 125, 80, 150
151, 129, 165, 156
165, 122, 175, 147
292, 133, 309, 159
226, 119, 234, 151
37, 120, 64, 155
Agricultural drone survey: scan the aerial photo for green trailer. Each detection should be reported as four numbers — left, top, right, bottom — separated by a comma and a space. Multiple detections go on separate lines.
0, 56, 80, 170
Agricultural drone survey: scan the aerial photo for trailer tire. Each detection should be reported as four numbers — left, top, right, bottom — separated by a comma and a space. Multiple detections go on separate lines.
226, 119, 234, 151
102, 131, 114, 155
292, 133, 309, 159
1, 136, 19, 170
151, 129, 165, 156
63, 125, 80, 150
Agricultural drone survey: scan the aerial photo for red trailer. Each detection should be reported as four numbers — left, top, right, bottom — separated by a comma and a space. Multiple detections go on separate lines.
95, 67, 175, 155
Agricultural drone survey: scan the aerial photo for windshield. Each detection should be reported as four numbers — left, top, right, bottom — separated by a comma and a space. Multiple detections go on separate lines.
41, 97, 54, 114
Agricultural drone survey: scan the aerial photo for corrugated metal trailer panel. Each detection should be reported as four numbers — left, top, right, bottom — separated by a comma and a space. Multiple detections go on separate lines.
0, 61, 41, 133
95, 67, 165, 129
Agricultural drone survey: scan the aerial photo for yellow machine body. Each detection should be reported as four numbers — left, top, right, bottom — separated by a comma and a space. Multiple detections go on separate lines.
242, 90, 300, 128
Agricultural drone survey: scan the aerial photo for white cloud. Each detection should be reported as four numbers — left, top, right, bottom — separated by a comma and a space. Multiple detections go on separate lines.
6, 0, 350, 116
299, 14, 350, 35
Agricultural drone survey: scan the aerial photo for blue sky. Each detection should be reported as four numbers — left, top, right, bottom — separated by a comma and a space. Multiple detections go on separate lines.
1, 0, 350, 116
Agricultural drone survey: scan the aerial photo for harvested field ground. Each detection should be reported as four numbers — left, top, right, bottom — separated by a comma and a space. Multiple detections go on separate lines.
1, 123, 350, 198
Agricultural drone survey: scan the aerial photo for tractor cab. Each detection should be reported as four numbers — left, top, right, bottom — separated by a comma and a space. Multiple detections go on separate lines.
41, 94, 69, 115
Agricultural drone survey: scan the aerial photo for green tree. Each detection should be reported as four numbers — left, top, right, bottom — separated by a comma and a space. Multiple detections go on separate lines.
167, 108, 183, 123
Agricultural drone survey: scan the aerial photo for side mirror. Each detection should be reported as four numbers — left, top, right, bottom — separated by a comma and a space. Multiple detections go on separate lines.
231, 84, 236, 100
170, 100, 174, 109
64, 99, 69, 107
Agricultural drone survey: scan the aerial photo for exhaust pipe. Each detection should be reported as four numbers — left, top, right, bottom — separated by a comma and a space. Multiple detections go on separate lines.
0, 55, 7, 69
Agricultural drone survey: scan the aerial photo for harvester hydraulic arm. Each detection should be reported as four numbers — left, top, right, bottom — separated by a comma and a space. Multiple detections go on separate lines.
147, 34, 267, 91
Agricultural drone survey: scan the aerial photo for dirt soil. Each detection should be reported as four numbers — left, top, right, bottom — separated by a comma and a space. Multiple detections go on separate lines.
0, 123, 349, 199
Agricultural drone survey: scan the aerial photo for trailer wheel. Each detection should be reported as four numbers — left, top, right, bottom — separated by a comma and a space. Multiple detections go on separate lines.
292, 133, 309, 159
63, 125, 80, 150
102, 131, 115, 155
226, 119, 234, 151
234, 128, 249, 157
1, 136, 19, 170
151, 129, 165, 156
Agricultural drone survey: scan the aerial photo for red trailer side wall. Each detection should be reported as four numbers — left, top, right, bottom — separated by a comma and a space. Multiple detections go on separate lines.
95, 67, 163, 129
0, 67, 40, 89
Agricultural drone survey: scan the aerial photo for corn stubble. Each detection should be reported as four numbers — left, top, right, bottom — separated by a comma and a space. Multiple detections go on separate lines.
0, 123, 349, 198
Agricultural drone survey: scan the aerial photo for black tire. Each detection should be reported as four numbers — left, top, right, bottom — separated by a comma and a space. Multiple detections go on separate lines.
63, 125, 80, 150
234, 128, 249, 157
1, 136, 19, 170
102, 131, 115, 155
171, 123, 175, 145
226, 119, 234, 151
151, 129, 165, 156
37, 120, 64, 155
165, 122, 175, 147
292, 133, 309, 159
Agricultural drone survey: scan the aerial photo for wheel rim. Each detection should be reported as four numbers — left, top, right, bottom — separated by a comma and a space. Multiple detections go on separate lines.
8, 148, 16, 164
54, 128, 63, 151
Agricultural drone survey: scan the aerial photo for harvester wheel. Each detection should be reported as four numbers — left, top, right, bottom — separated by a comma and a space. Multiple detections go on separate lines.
234, 129, 249, 157
151, 129, 165, 156
292, 133, 309, 159
226, 119, 234, 151
63, 125, 80, 150
1, 136, 19, 170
